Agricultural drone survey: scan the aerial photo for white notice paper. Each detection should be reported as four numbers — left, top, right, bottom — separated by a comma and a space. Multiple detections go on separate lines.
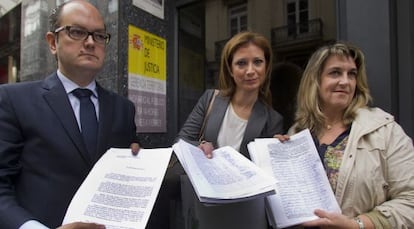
248, 129, 341, 228
62, 147, 172, 229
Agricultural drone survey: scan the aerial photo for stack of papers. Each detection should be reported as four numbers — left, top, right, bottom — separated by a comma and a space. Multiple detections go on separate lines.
173, 139, 276, 204
248, 129, 341, 228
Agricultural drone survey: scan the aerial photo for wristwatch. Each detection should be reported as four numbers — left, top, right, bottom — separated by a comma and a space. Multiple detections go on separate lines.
354, 217, 365, 229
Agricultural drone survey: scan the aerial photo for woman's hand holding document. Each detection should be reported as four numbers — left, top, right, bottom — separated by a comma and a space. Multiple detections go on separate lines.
173, 139, 277, 204
248, 129, 341, 228
62, 147, 172, 229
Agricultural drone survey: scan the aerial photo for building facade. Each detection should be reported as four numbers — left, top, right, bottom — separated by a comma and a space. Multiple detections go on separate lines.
0, 0, 413, 150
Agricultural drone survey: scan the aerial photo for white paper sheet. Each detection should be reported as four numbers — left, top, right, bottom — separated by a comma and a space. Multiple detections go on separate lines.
248, 129, 341, 228
62, 147, 172, 229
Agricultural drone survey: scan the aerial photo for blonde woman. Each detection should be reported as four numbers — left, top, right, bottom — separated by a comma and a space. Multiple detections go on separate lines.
282, 42, 414, 228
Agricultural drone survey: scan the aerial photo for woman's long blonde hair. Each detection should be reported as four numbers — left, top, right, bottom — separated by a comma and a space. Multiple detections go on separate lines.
293, 42, 372, 135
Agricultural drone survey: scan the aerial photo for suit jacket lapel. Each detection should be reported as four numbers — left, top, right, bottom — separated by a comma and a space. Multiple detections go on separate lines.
205, 95, 228, 142
42, 73, 92, 165
206, 95, 268, 146
208, 94, 268, 157
243, 101, 267, 144
95, 85, 114, 161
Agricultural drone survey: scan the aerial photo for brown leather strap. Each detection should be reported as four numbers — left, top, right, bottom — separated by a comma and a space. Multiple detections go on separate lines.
198, 89, 219, 142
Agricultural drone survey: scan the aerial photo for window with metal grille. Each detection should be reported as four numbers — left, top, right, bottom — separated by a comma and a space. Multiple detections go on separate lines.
229, 3, 247, 36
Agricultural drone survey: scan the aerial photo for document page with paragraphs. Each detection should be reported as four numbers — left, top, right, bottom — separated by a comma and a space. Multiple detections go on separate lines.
248, 129, 341, 228
62, 147, 172, 229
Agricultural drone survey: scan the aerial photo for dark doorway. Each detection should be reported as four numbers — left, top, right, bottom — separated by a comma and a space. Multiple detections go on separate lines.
271, 62, 303, 132
177, 1, 206, 129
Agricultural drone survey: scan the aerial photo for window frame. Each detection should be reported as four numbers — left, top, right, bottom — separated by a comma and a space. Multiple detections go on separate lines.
228, 3, 248, 36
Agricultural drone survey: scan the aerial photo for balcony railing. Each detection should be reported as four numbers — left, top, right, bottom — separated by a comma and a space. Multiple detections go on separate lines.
271, 18, 323, 47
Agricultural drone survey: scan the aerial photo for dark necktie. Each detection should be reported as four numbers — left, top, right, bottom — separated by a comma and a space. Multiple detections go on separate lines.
72, 88, 98, 156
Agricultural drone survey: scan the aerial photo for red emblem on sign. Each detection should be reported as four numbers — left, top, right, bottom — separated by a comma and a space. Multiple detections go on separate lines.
131, 34, 142, 50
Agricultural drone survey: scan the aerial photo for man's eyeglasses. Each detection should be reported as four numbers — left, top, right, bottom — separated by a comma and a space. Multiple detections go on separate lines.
54, 25, 111, 44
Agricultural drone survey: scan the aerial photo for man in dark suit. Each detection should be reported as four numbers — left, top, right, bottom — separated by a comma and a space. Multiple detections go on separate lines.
0, 1, 139, 228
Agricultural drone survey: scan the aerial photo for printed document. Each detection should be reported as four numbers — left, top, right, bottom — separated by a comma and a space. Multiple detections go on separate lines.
62, 147, 172, 229
248, 129, 341, 228
173, 139, 276, 204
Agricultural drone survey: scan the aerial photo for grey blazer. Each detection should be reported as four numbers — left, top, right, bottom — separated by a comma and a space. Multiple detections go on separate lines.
178, 89, 283, 157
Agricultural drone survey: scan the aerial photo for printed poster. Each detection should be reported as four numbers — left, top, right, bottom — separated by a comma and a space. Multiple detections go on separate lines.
128, 25, 166, 133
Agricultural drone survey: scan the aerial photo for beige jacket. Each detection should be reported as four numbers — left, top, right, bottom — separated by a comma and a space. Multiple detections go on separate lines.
290, 107, 414, 228
334, 107, 414, 228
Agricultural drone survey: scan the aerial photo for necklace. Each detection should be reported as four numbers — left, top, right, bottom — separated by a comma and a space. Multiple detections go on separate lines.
325, 120, 342, 130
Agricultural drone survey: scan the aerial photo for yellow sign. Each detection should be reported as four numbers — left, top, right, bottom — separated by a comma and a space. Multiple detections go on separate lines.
128, 25, 166, 80
128, 25, 167, 132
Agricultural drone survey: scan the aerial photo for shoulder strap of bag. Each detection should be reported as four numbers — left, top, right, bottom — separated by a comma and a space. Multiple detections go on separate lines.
198, 89, 219, 142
